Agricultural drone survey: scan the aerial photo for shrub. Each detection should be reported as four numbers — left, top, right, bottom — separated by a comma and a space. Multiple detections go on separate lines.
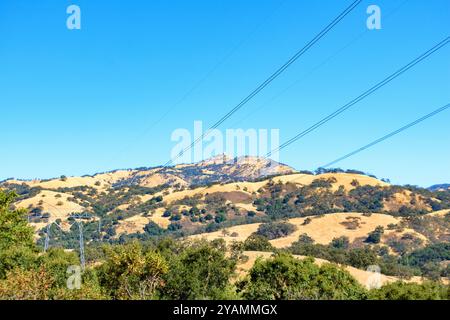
144, 222, 166, 236
0, 267, 54, 300
331, 236, 350, 249
158, 240, 236, 299
369, 281, 449, 300
366, 226, 384, 244
242, 234, 273, 252
256, 222, 297, 240
297, 233, 315, 245
98, 242, 168, 300
238, 253, 367, 300
347, 247, 378, 269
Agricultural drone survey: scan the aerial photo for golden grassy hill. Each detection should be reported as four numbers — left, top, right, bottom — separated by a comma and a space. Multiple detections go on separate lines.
2, 156, 448, 260
187, 212, 429, 249
101, 172, 392, 235
7, 171, 387, 232
6, 169, 444, 242
4, 155, 295, 191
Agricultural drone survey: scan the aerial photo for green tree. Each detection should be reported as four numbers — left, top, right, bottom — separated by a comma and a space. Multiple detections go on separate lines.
38, 248, 80, 287
0, 191, 38, 278
256, 222, 297, 240
297, 233, 315, 245
0, 266, 54, 300
347, 247, 378, 269
331, 236, 350, 249
159, 240, 237, 299
238, 253, 366, 300
98, 241, 168, 300
52, 268, 106, 300
143, 221, 165, 236
242, 234, 273, 252
369, 281, 449, 300
366, 226, 384, 244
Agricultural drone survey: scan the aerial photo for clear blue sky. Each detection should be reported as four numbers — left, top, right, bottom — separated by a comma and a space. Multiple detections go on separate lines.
1, 0, 449, 187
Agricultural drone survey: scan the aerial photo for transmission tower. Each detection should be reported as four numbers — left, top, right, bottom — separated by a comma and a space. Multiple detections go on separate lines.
41, 214, 88, 270
97, 218, 102, 241
77, 220, 86, 270
44, 223, 51, 252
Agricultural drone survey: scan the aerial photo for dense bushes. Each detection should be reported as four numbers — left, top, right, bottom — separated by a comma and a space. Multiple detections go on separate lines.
288, 233, 450, 280
401, 243, 450, 278
369, 281, 449, 300
288, 235, 379, 269
0, 191, 37, 279
365, 226, 384, 244
253, 181, 448, 220
255, 222, 296, 240
242, 234, 273, 252
287, 234, 421, 277
238, 253, 367, 300
98, 242, 168, 299
158, 239, 237, 299
403, 243, 450, 267
143, 221, 166, 236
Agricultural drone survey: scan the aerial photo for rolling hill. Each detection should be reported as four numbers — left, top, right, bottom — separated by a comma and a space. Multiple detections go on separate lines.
1, 156, 450, 287
429, 184, 450, 192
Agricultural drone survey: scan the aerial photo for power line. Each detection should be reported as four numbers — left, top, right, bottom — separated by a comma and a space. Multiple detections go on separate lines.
164, 0, 363, 167
267, 36, 450, 157
321, 103, 450, 168
113, 0, 288, 160
230, 0, 411, 128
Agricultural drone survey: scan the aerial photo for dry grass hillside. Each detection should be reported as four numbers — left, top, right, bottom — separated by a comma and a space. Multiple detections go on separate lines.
6, 168, 446, 242
16, 190, 85, 220
188, 212, 428, 249
3, 155, 295, 192
5, 171, 389, 234
154, 172, 388, 207
2, 157, 449, 287
2, 157, 449, 262
5, 170, 134, 190
103, 172, 392, 233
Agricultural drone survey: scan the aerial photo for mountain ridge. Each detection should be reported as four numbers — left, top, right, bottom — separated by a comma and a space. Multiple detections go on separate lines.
2, 155, 295, 189
429, 184, 450, 191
